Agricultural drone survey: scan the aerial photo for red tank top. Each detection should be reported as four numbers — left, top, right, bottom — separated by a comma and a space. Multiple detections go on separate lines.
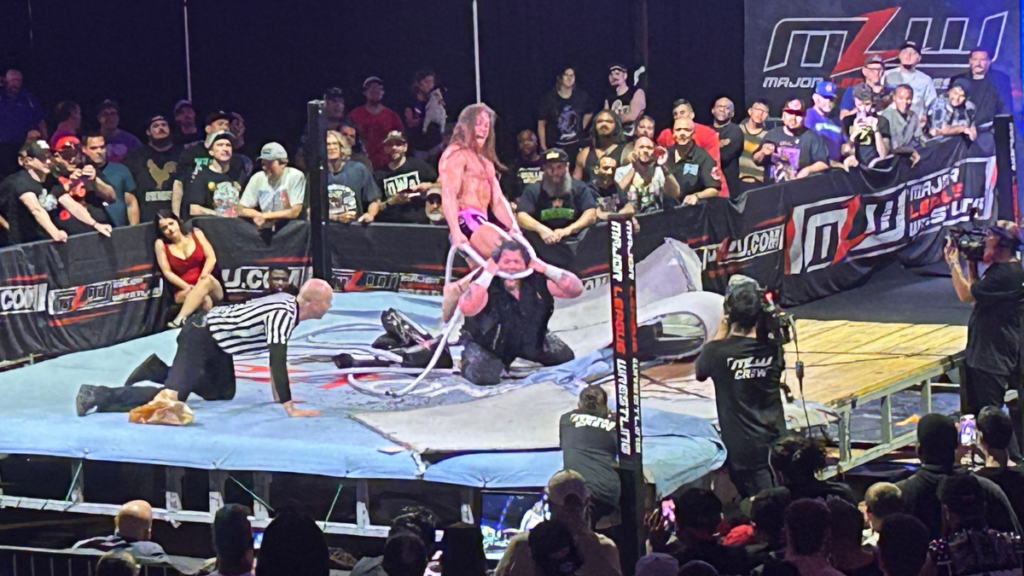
164, 235, 206, 288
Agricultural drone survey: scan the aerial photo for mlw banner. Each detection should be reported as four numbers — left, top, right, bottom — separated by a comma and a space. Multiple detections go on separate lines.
744, 0, 1021, 112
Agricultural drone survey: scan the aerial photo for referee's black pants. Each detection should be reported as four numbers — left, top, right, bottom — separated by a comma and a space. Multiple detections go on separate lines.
91, 320, 236, 412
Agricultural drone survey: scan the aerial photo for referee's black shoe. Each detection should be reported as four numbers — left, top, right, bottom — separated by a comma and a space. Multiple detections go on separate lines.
124, 354, 169, 387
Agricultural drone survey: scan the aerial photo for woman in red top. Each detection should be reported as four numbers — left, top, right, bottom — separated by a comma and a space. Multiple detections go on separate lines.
154, 210, 223, 327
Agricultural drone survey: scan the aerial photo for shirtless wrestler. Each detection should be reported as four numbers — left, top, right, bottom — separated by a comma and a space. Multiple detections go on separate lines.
439, 104, 523, 262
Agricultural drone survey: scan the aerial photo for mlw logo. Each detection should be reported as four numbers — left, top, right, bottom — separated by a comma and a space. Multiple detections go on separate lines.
764, 7, 1007, 78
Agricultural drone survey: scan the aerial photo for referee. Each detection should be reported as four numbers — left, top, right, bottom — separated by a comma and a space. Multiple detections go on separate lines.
76, 279, 333, 418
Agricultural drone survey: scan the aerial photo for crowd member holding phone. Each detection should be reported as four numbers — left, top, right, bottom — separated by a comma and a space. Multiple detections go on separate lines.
945, 221, 1024, 457
48, 136, 115, 237
614, 136, 680, 214
841, 83, 891, 168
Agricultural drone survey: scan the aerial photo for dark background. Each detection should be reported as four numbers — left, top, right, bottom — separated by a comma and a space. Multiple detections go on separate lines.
0, 0, 746, 160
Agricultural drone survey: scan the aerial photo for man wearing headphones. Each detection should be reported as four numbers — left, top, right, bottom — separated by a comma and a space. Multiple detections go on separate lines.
695, 282, 786, 498
946, 221, 1024, 454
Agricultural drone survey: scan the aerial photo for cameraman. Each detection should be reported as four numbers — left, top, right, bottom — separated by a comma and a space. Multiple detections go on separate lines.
695, 282, 786, 498
946, 222, 1024, 449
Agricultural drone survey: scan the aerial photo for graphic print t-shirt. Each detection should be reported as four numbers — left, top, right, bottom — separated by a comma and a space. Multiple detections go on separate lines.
186, 168, 240, 218
695, 336, 785, 471
374, 158, 437, 223
760, 127, 829, 183
559, 409, 621, 505
0, 170, 56, 243
606, 85, 640, 136
538, 88, 590, 149
327, 161, 380, 219
615, 164, 666, 214
123, 144, 183, 221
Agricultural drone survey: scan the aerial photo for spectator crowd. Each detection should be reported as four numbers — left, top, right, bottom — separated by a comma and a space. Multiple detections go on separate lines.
0, 44, 1012, 250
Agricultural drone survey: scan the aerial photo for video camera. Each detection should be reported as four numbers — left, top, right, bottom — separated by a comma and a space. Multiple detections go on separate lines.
726, 275, 794, 346
947, 226, 988, 261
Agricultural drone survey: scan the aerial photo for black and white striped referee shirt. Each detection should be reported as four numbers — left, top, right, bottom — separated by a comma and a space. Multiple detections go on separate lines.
206, 292, 299, 356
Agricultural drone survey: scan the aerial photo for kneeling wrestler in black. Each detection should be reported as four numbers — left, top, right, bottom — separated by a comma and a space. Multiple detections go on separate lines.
442, 240, 584, 385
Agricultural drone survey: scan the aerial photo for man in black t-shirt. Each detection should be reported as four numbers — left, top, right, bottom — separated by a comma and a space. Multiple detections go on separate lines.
950, 49, 1011, 134
171, 111, 247, 217
559, 385, 620, 524
374, 131, 438, 224
503, 130, 544, 204
604, 63, 646, 138
591, 156, 631, 223
123, 115, 184, 222
695, 282, 785, 498
712, 98, 744, 196
538, 67, 592, 163
946, 222, 1024, 428
841, 83, 891, 168
664, 117, 722, 205
976, 407, 1024, 523
0, 139, 67, 244
182, 131, 242, 219
48, 136, 115, 238
753, 98, 830, 183
516, 148, 598, 244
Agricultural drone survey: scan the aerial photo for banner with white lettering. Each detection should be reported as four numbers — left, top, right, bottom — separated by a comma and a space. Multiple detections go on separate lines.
744, 0, 1021, 113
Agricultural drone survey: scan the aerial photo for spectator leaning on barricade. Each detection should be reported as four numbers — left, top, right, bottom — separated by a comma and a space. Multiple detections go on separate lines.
840, 83, 891, 169
403, 69, 447, 162
237, 142, 306, 228
738, 99, 770, 186
574, 109, 630, 182
172, 111, 247, 216
928, 78, 977, 141
655, 99, 727, 197
882, 41, 936, 120
0, 139, 68, 244
896, 413, 1020, 539
712, 97, 743, 194
976, 406, 1024, 523
804, 81, 844, 162
49, 100, 81, 148
663, 116, 722, 206
754, 98, 830, 183
880, 85, 927, 162
604, 62, 646, 138
862, 482, 903, 546
96, 99, 141, 163
839, 55, 892, 120
503, 129, 544, 204
496, 470, 620, 576
591, 154, 632, 224
182, 130, 243, 219
49, 136, 116, 237
516, 147, 597, 244
374, 130, 438, 224
349, 76, 406, 170
172, 99, 202, 146
325, 130, 380, 224
538, 65, 591, 162
0, 68, 47, 178
615, 135, 680, 214
82, 129, 138, 226
123, 114, 183, 222
950, 48, 1011, 137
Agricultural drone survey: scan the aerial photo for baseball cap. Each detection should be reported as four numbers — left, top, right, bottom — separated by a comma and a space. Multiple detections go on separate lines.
206, 111, 232, 126
54, 135, 82, 151
951, 77, 973, 97
383, 130, 407, 145
173, 99, 193, 114
814, 81, 837, 98
257, 142, 288, 162
20, 139, 52, 160
852, 82, 875, 102
864, 54, 885, 66
608, 62, 628, 73
363, 76, 384, 89
546, 470, 588, 506
988, 221, 1022, 248
325, 87, 344, 100
205, 130, 237, 149
781, 99, 806, 115
636, 554, 679, 576
543, 148, 570, 164
146, 114, 168, 128
899, 40, 921, 54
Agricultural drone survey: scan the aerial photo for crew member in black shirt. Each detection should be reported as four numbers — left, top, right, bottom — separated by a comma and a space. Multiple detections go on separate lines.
945, 221, 1024, 448
441, 240, 583, 386
664, 117, 722, 205
695, 280, 785, 498
374, 131, 438, 224
559, 384, 619, 526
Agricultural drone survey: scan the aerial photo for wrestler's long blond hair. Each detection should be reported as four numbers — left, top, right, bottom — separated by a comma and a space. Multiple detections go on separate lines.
450, 103, 505, 171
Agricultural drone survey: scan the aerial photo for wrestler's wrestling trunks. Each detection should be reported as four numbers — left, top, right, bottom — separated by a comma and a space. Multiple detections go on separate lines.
455, 207, 507, 240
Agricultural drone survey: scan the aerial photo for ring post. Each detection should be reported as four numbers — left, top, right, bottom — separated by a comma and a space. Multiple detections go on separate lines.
609, 214, 643, 576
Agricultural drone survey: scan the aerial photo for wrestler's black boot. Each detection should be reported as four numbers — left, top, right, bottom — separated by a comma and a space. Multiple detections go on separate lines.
77, 385, 163, 416
400, 338, 453, 369
124, 354, 170, 386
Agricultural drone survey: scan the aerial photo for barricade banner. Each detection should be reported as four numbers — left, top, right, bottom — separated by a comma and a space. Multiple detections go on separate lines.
744, 0, 1021, 113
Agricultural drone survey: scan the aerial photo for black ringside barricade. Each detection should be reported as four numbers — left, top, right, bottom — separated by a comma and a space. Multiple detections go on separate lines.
0, 137, 996, 362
